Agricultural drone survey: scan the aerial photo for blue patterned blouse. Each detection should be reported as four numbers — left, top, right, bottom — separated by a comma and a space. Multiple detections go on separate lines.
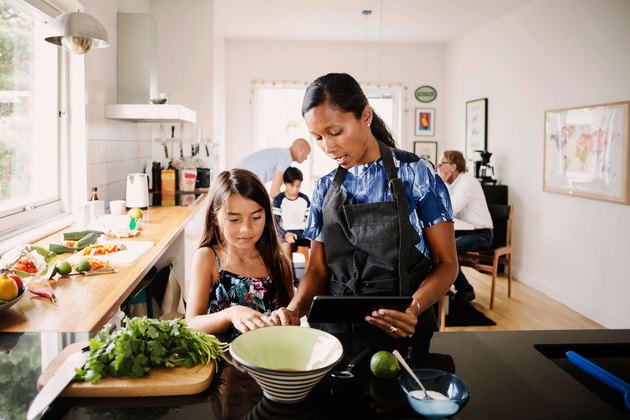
207, 254, 279, 339
303, 149, 453, 258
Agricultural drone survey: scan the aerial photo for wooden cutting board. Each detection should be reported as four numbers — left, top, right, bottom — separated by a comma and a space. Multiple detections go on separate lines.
65, 241, 154, 266
37, 342, 216, 397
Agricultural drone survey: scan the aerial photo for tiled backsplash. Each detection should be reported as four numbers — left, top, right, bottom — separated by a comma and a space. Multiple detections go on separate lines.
87, 123, 153, 207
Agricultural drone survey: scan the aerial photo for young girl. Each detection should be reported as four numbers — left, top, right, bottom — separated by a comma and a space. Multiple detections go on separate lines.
186, 169, 294, 338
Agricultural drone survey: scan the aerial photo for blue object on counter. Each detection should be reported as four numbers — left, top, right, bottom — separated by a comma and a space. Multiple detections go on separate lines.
566, 350, 630, 410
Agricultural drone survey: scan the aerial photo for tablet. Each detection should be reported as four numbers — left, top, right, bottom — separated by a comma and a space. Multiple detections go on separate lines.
307, 296, 412, 323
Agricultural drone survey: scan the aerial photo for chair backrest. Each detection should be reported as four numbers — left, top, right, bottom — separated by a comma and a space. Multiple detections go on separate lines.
488, 204, 513, 249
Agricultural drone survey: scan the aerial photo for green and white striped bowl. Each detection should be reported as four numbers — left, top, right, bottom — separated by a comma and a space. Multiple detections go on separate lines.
229, 326, 343, 403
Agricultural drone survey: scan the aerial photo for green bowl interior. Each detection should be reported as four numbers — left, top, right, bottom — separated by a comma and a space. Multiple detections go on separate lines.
230, 326, 343, 372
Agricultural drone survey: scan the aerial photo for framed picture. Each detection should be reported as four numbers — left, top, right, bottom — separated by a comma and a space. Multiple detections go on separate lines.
414, 108, 435, 136
544, 100, 630, 204
465, 98, 488, 160
414, 141, 438, 166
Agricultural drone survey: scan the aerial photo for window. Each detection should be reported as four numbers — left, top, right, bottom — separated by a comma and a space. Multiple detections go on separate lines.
253, 81, 404, 196
0, 0, 66, 244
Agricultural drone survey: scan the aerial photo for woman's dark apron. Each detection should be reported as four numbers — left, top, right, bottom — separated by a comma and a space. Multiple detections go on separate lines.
317, 140, 437, 358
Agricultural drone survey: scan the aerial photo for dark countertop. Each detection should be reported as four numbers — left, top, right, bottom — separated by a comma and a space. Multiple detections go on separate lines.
1, 329, 628, 419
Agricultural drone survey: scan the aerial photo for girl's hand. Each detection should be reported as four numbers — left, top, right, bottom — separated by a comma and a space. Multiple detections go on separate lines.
365, 307, 418, 339
284, 232, 297, 244
230, 306, 277, 333
269, 307, 300, 326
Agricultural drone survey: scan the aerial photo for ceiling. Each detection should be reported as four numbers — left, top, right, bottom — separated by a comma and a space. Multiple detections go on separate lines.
214, 0, 532, 44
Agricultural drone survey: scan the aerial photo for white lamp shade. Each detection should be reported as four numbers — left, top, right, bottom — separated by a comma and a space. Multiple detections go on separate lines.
45, 11, 109, 55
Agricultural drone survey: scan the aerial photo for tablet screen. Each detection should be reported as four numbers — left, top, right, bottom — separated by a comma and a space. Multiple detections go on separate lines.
307, 296, 412, 323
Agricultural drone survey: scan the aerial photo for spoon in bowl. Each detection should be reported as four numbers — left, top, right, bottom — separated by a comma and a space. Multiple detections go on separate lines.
331, 348, 371, 379
393, 350, 448, 400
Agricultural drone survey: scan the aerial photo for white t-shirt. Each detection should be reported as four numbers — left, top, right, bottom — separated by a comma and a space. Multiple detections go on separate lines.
273, 192, 310, 230
447, 172, 493, 229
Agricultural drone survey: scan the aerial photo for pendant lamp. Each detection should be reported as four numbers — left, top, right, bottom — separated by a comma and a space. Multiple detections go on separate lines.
44, 11, 109, 55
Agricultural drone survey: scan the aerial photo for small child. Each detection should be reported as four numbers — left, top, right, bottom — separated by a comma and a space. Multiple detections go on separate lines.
272, 167, 311, 258
185, 169, 294, 338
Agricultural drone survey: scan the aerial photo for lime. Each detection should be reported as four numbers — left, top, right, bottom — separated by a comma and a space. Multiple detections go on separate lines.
56, 261, 72, 276
76, 259, 92, 273
128, 207, 143, 220
369, 351, 400, 379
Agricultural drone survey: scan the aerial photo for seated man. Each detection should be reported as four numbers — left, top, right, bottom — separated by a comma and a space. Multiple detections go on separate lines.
437, 150, 493, 302
273, 167, 311, 260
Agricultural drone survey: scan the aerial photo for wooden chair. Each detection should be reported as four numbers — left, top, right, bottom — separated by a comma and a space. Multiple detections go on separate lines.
458, 204, 514, 309
296, 245, 310, 270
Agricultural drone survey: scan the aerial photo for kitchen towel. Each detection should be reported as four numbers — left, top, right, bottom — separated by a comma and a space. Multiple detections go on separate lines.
445, 300, 496, 327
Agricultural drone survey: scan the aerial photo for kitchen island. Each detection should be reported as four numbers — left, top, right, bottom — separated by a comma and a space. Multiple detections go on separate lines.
0, 196, 206, 333
1, 329, 627, 419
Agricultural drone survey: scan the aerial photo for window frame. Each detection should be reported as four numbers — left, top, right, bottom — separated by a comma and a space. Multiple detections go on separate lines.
251, 80, 405, 196
0, 0, 79, 252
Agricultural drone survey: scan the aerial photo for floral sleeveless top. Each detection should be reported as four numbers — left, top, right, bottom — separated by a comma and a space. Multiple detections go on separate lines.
207, 253, 279, 339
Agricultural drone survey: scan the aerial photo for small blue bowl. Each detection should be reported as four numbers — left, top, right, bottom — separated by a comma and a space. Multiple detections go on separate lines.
398, 369, 470, 418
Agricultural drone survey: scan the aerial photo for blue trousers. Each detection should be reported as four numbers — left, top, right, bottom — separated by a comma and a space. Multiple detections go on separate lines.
454, 228, 493, 291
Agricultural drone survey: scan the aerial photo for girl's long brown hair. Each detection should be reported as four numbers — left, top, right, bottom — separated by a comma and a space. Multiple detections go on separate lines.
199, 169, 294, 306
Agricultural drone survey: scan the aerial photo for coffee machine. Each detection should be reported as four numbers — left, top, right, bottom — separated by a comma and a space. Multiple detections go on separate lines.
474, 150, 496, 184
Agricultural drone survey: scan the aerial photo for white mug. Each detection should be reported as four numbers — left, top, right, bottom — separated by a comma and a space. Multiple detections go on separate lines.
110, 200, 126, 215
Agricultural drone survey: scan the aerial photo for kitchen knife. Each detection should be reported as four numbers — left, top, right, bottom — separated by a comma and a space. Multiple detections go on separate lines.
67, 268, 116, 276
27, 349, 88, 420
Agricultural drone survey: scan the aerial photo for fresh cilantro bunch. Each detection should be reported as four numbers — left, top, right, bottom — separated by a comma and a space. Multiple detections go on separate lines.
76, 317, 229, 383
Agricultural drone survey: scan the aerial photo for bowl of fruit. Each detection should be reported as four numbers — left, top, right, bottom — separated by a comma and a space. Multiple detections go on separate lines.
0, 271, 26, 313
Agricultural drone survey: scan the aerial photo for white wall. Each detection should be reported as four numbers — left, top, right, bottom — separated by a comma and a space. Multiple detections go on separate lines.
223, 40, 445, 168
444, 0, 630, 328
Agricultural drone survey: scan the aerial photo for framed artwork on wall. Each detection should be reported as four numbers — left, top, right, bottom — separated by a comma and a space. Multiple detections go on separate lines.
544, 100, 630, 204
465, 98, 488, 160
414, 141, 438, 166
414, 108, 435, 136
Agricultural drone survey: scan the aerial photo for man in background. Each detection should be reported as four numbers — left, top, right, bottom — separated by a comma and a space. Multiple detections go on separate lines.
235, 138, 311, 198
437, 150, 493, 302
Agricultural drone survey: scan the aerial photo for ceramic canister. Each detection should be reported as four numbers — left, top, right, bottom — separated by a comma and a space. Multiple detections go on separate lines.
179, 168, 197, 192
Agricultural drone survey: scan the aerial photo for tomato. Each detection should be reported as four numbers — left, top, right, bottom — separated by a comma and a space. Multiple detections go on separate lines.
13, 257, 38, 273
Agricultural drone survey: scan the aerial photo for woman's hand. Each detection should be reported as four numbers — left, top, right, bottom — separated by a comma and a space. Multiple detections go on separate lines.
269, 307, 300, 326
365, 307, 418, 339
230, 306, 277, 333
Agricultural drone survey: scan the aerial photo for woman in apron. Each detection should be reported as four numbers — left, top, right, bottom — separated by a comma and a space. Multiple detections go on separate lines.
271, 73, 458, 359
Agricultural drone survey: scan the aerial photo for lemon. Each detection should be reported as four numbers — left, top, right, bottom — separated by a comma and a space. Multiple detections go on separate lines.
0, 274, 19, 301
56, 261, 72, 276
128, 207, 143, 220
369, 351, 400, 379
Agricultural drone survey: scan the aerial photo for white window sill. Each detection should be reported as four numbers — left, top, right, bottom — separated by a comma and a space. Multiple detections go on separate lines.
0, 215, 74, 256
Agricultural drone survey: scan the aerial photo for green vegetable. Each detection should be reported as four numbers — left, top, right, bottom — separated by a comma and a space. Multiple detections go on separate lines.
75, 317, 228, 383
49, 244, 76, 254
73, 232, 99, 250
63, 230, 105, 241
